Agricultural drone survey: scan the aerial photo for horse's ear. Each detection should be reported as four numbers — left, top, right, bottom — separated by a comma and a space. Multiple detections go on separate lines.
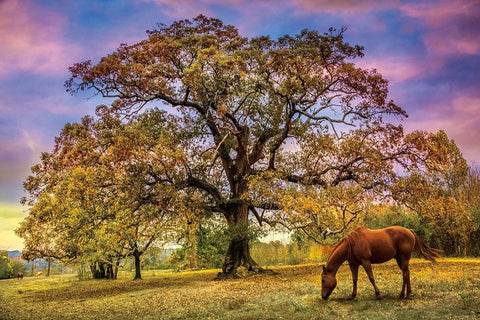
322, 265, 326, 272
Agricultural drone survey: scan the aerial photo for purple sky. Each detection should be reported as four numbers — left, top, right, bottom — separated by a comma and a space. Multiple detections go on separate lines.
1, 0, 479, 250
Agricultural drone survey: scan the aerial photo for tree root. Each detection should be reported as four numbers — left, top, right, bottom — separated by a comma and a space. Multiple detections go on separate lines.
216, 265, 278, 280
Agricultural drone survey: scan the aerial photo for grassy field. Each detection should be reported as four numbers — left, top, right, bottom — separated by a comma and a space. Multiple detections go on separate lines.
1, 258, 480, 319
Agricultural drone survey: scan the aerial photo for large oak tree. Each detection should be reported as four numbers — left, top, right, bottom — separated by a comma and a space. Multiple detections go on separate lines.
66, 16, 428, 276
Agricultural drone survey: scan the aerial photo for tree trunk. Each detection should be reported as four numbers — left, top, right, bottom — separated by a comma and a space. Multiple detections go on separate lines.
90, 261, 108, 279
221, 237, 261, 276
186, 222, 199, 269
106, 264, 114, 279
114, 260, 120, 279
98, 262, 106, 278
90, 263, 96, 278
220, 201, 261, 277
133, 250, 142, 280
46, 260, 51, 277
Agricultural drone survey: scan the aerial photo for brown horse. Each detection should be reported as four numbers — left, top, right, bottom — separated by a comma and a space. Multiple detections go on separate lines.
321, 226, 441, 300
17, 272, 24, 280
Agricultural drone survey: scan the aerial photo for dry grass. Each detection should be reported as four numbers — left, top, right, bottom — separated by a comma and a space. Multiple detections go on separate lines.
1, 258, 480, 319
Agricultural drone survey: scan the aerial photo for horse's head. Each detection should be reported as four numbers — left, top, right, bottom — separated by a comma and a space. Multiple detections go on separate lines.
321, 265, 337, 300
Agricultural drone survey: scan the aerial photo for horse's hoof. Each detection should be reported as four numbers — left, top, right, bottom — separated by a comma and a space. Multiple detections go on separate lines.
375, 295, 382, 300
347, 295, 356, 300
399, 292, 412, 299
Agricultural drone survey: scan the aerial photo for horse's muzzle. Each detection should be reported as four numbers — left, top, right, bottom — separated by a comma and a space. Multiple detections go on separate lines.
322, 292, 331, 300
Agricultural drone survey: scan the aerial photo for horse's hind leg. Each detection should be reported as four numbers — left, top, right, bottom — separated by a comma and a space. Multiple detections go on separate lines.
361, 261, 381, 299
396, 255, 411, 299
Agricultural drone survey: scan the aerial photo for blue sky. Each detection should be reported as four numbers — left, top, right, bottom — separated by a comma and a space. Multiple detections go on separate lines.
1, 0, 479, 250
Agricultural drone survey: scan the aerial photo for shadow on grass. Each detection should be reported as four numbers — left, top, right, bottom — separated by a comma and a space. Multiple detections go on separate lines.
22, 272, 217, 303
327, 293, 413, 302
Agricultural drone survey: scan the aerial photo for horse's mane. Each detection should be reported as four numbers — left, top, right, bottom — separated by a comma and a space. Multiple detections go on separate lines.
326, 227, 365, 264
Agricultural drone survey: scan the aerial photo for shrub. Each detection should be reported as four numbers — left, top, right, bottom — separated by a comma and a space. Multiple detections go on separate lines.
0, 255, 13, 279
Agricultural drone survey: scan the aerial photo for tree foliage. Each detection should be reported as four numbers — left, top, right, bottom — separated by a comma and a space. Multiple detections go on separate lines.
0, 255, 13, 279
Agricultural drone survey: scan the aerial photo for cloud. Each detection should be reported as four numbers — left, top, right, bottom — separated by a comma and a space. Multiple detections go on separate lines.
400, 0, 480, 57
403, 93, 480, 166
0, 129, 45, 184
290, 0, 400, 13
0, 0, 81, 77
358, 56, 428, 85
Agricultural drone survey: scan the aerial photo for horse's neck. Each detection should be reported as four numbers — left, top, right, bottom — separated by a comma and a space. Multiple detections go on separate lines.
326, 240, 349, 274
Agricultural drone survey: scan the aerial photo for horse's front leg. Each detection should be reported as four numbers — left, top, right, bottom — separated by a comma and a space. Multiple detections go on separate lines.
362, 261, 381, 299
349, 262, 359, 299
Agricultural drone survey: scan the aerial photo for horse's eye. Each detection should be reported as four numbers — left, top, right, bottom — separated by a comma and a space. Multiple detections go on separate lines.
322, 280, 325, 284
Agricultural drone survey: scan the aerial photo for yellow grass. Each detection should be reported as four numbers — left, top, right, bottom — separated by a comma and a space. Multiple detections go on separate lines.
1, 258, 480, 319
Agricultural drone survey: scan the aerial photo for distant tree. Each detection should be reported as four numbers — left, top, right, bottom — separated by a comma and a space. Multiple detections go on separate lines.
460, 167, 480, 228
0, 255, 13, 279
170, 214, 231, 270
196, 221, 230, 269
461, 167, 480, 255
9, 259, 28, 277
65, 15, 433, 277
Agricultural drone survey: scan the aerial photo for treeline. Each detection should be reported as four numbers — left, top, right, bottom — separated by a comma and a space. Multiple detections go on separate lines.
386, 165, 480, 256
16, 162, 480, 277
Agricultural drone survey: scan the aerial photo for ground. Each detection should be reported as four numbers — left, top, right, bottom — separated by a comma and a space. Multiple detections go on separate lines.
1, 258, 479, 319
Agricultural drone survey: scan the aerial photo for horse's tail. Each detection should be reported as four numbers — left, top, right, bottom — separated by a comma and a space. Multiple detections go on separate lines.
410, 229, 441, 263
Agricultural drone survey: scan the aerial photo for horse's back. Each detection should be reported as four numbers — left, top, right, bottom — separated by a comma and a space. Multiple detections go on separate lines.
352, 226, 415, 263
383, 226, 415, 248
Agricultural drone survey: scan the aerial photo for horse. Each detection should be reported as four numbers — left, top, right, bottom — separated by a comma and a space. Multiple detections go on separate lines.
36, 271, 44, 277
321, 226, 441, 300
17, 272, 23, 280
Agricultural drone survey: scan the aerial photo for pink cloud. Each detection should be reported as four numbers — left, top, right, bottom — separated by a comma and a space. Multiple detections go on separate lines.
400, 0, 480, 56
290, 0, 400, 13
403, 94, 480, 165
0, 0, 81, 77
0, 130, 46, 181
400, 0, 472, 27
453, 96, 480, 114
358, 57, 429, 85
